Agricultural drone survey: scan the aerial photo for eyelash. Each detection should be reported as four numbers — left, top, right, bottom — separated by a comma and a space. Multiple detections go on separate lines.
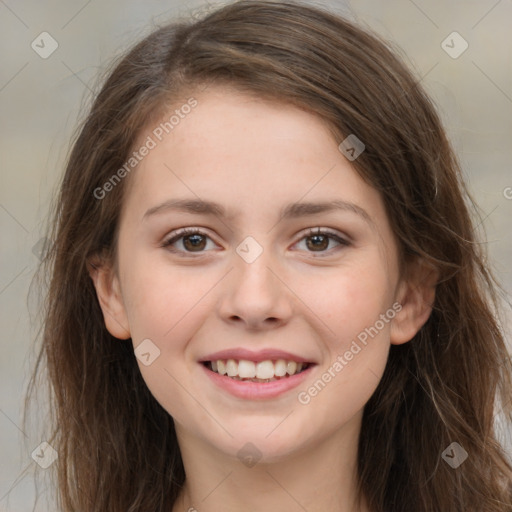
161, 227, 350, 257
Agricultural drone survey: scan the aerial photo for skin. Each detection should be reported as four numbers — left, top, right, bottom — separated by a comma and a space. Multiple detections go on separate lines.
90, 85, 437, 512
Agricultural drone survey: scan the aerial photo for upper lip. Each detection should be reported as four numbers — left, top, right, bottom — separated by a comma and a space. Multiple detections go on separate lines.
199, 348, 316, 364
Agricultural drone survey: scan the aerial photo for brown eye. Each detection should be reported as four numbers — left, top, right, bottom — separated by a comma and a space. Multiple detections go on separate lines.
305, 233, 330, 251
295, 228, 350, 255
162, 229, 216, 254
182, 233, 207, 251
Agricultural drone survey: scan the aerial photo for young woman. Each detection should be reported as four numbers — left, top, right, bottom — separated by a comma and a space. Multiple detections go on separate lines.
25, 1, 512, 510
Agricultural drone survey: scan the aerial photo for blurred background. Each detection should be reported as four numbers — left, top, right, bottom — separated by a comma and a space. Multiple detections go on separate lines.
1, 0, 511, 510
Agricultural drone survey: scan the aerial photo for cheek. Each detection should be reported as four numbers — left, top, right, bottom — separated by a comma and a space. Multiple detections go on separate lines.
296, 257, 395, 342
120, 262, 210, 419
293, 255, 394, 400
120, 252, 208, 341
294, 268, 393, 428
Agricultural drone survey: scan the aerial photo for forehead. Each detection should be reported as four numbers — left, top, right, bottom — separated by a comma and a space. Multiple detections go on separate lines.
122, 85, 387, 229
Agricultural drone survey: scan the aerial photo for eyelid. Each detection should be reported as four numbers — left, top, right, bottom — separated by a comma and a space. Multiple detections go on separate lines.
300, 227, 350, 242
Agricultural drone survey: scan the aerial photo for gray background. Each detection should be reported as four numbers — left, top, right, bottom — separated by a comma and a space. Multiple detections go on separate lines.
1, 0, 511, 510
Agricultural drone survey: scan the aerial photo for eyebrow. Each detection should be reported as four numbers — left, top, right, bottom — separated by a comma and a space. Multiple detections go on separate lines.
142, 198, 374, 226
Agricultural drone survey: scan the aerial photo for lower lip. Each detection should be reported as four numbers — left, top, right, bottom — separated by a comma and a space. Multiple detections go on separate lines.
200, 363, 315, 400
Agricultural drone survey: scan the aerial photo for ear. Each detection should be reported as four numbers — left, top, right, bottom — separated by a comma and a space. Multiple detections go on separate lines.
390, 258, 439, 345
87, 255, 131, 340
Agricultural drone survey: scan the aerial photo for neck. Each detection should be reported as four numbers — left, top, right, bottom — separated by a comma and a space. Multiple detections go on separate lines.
171, 412, 370, 512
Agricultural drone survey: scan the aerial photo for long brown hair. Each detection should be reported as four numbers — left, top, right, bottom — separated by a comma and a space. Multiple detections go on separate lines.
24, 1, 512, 510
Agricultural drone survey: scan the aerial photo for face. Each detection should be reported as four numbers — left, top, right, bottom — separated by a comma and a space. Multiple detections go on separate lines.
92, 85, 432, 464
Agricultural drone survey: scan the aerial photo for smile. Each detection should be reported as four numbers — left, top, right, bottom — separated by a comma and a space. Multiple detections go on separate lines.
203, 359, 311, 383
201, 359, 316, 400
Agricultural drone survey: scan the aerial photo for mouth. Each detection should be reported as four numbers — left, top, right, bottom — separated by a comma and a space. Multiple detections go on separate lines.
201, 359, 314, 383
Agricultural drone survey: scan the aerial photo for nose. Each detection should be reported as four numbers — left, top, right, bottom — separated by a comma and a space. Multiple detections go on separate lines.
218, 248, 293, 331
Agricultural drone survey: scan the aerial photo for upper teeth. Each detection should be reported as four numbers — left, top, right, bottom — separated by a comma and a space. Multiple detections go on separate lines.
211, 359, 305, 379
